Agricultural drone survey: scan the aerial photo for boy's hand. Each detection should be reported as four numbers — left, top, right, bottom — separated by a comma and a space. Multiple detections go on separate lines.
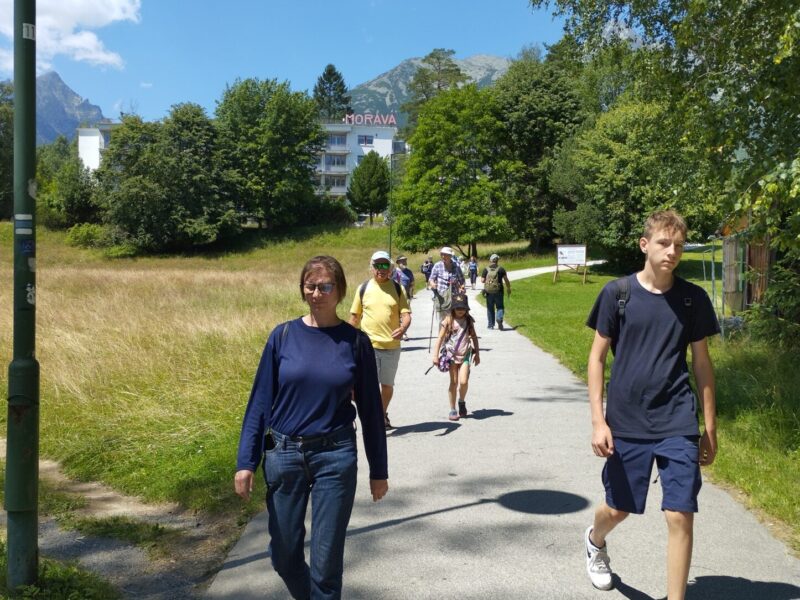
591, 423, 615, 457
699, 429, 717, 466
234, 469, 255, 501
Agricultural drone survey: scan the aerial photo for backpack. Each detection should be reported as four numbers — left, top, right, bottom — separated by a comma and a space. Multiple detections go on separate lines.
359, 278, 402, 303
484, 266, 501, 294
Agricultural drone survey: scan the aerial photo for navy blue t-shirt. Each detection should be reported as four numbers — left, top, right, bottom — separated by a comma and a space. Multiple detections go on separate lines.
236, 318, 388, 480
586, 274, 720, 439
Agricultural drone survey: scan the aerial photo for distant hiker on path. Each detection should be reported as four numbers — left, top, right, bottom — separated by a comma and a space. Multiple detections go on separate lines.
350, 250, 412, 429
432, 293, 480, 421
393, 255, 415, 302
468, 255, 479, 290
481, 254, 511, 330
584, 210, 719, 599
429, 246, 466, 324
234, 255, 388, 600
420, 256, 433, 283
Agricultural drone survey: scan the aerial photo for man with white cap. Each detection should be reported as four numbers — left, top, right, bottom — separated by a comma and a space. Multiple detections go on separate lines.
481, 253, 512, 329
429, 246, 466, 323
350, 250, 412, 429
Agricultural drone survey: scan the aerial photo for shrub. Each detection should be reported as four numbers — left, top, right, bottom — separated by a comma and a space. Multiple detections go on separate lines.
65, 223, 110, 248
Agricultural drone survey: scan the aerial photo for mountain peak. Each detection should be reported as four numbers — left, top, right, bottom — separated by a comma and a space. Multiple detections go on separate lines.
36, 71, 106, 145
349, 54, 510, 125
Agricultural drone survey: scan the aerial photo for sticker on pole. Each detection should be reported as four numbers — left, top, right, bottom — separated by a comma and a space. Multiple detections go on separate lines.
20, 239, 35, 256
26, 283, 36, 305
14, 214, 33, 235
23, 23, 35, 40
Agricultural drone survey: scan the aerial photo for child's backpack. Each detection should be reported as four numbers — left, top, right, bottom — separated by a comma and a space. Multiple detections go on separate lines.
484, 266, 501, 293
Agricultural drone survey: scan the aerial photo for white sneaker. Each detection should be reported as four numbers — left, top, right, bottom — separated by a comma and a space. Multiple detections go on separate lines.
585, 526, 613, 590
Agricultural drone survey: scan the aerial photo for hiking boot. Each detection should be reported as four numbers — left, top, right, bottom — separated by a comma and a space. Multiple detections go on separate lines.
458, 401, 468, 417
487, 324, 494, 329
497, 320, 504, 330
585, 526, 613, 591
448, 410, 459, 421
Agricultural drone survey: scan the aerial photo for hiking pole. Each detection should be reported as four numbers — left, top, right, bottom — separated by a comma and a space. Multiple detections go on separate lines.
428, 290, 437, 352
424, 365, 434, 375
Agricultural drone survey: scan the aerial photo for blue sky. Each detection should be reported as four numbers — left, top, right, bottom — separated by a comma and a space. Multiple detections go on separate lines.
0, 0, 566, 122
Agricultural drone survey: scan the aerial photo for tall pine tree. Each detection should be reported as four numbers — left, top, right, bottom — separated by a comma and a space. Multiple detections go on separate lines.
313, 64, 351, 120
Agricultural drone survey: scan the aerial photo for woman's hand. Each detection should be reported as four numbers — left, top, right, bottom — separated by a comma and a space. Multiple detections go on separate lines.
473, 351, 480, 366
370, 479, 388, 502
234, 469, 255, 501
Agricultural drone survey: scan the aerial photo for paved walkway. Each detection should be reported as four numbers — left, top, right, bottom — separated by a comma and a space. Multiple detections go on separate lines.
206, 267, 800, 599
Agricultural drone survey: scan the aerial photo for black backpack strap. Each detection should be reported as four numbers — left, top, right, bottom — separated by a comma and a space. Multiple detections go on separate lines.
358, 279, 370, 302
615, 277, 630, 318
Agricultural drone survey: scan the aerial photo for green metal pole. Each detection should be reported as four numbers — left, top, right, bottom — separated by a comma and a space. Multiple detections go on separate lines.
6, 0, 39, 590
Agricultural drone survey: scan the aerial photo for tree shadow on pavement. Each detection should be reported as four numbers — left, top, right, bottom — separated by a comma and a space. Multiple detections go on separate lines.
497, 489, 589, 515
468, 408, 514, 420
613, 574, 800, 600
389, 421, 460, 437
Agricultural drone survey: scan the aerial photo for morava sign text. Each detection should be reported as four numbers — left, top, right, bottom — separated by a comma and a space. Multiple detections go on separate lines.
344, 112, 398, 126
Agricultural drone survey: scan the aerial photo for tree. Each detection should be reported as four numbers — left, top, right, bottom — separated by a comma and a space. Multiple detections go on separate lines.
37, 136, 98, 228
401, 48, 469, 136
0, 81, 13, 219
394, 85, 511, 253
313, 64, 351, 120
216, 78, 325, 229
347, 151, 390, 225
96, 106, 238, 251
493, 52, 585, 249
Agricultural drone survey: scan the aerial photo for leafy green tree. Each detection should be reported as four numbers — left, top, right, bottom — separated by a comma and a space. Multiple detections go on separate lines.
313, 64, 351, 120
37, 136, 98, 228
216, 78, 325, 229
531, 0, 800, 252
96, 106, 238, 251
347, 151, 390, 225
401, 48, 469, 136
549, 99, 717, 266
0, 81, 13, 219
493, 52, 584, 249
394, 85, 510, 253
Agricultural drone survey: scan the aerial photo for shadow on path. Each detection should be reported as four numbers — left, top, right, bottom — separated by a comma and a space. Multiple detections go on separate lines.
389, 421, 460, 437
218, 488, 589, 572
614, 575, 800, 600
468, 408, 514, 420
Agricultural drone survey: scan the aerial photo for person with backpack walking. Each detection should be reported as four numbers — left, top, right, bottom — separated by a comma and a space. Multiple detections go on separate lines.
234, 255, 388, 600
431, 293, 480, 421
420, 256, 433, 284
468, 255, 479, 289
583, 210, 719, 599
429, 246, 466, 324
349, 250, 412, 429
481, 254, 511, 329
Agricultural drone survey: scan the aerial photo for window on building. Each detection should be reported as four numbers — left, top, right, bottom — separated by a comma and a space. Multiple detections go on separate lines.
328, 175, 347, 188
356, 155, 366, 165
325, 154, 347, 168
357, 135, 374, 146
328, 133, 346, 146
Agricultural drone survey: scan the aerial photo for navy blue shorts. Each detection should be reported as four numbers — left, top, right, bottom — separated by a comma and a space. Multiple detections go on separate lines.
602, 436, 702, 514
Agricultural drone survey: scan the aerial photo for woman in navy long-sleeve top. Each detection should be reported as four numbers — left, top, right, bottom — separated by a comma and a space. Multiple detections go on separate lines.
235, 255, 388, 600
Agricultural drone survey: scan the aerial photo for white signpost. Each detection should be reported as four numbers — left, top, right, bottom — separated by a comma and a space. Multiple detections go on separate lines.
554, 244, 589, 283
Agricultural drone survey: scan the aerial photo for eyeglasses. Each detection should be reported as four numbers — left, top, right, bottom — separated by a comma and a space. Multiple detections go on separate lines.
303, 282, 336, 294
372, 262, 390, 270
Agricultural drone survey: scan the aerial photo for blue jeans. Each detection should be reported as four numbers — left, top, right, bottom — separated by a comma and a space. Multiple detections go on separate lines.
485, 292, 505, 327
263, 427, 358, 600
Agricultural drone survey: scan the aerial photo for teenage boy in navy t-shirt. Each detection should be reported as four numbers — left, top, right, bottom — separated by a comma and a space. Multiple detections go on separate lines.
584, 210, 720, 599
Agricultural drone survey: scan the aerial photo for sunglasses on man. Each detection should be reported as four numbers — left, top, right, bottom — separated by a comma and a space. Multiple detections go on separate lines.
373, 262, 391, 270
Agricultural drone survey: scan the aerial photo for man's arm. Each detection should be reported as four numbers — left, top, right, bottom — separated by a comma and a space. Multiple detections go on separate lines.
691, 337, 717, 466
503, 273, 511, 296
588, 330, 614, 456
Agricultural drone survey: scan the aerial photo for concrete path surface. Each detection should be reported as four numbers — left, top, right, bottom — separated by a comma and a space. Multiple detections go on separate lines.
206, 267, 800, 600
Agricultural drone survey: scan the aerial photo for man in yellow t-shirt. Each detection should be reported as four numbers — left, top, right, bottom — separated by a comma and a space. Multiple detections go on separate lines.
349, 250, 412, 429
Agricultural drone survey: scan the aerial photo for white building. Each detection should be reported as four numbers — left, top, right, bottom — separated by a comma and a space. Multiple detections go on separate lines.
77, 122, 116, 171
316, 116, 405, 197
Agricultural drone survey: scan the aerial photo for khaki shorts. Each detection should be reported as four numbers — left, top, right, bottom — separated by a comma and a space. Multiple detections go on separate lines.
373, 348, 401, 386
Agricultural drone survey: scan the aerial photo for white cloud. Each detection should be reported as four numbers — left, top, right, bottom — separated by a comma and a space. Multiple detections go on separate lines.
0, 0, 141, 73
140, 81, 152, 88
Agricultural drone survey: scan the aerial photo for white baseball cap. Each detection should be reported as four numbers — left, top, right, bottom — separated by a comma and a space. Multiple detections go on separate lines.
490, 253, 500, 262
371, 250, 391, 263
440, 246, 454, 256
